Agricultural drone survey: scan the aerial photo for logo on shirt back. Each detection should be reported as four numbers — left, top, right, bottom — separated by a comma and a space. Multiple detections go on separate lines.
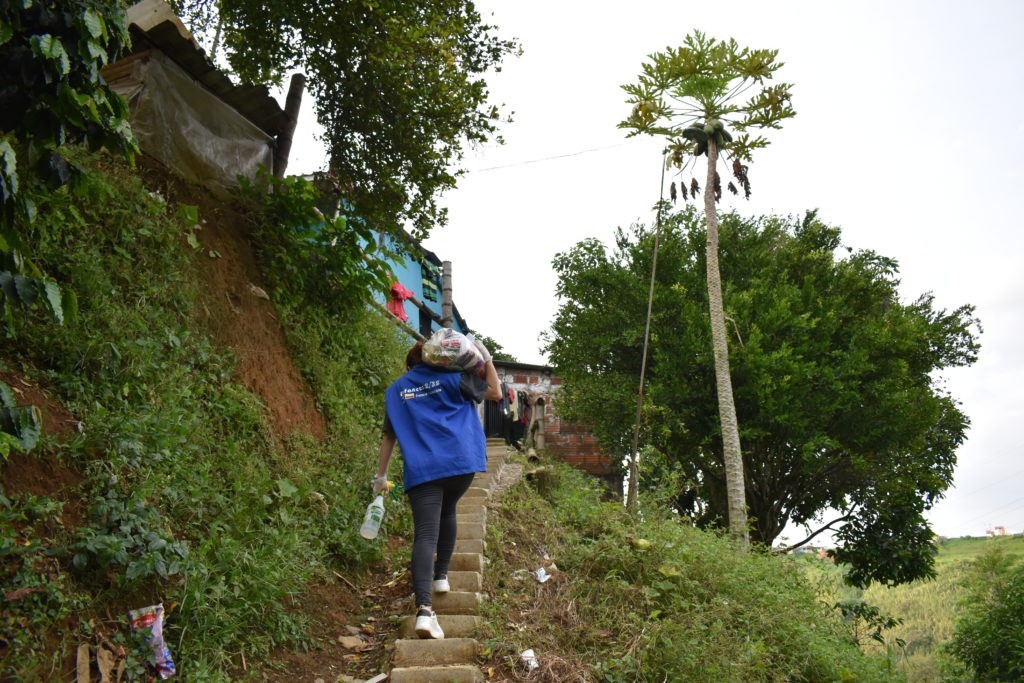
400, 379, 442, 401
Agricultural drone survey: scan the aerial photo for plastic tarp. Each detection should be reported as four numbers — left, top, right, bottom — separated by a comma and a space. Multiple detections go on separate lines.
107, 50, 273, 193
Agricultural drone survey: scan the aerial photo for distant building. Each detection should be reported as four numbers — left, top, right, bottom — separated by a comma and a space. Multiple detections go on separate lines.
489, 360, 616, 483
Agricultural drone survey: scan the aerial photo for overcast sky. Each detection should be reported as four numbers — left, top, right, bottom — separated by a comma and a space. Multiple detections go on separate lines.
286, 1, 1024, 539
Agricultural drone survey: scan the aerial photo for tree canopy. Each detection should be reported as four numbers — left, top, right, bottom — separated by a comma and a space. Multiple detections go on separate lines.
172, 0, 517, 241
545, 207, 981, 586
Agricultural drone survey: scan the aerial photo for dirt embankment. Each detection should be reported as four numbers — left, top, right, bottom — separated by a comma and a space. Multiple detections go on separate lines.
2, 159, 326, 510
142, 159, 326, 440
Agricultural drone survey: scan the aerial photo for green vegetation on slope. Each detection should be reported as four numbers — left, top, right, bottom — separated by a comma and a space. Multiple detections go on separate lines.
0, 150, 410, 680
480, 460, 901, 682
934, 534, 1024, 567
851, 534, 1024, 682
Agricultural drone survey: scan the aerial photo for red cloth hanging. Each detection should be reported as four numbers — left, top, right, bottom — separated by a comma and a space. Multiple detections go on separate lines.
387, 281, 414, 322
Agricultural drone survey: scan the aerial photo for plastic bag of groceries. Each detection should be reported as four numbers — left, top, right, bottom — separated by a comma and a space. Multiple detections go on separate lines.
422, 328, 484, 373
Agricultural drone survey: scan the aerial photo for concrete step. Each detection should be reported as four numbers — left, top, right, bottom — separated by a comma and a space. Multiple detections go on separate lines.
471, 475, 496, 488
448, 552, 483, 573
457, 511, 486, 526
394, 637, 478, 667
389, 665, 484, 683
432, 590, 481, 615
455, 521, 484, 541
454, 538, 485, 554
461, 488, 489, 503
398, 614, 481, 639
456, 501, 486, 516
444, 570, 482, 592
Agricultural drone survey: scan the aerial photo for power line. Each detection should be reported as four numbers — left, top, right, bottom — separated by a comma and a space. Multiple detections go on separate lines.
467, 139, 643, 173
950, 468, 1024, 498
960, 493, 1024, 528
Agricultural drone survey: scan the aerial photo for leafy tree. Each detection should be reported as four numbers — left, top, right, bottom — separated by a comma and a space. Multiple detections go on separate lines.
545, 207, 980, 586
172, 0, 517, 241
948, 549, 1024, 681
1, 0, 134, 328
1, 0, 137, 452
620, 31, 795, 543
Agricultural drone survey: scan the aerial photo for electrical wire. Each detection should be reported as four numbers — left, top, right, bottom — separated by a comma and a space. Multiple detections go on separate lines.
467, 139, 643, 173
626, 155, 666, 509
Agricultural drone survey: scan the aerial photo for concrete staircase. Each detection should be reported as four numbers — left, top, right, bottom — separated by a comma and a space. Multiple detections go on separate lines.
387, 438, 509, 683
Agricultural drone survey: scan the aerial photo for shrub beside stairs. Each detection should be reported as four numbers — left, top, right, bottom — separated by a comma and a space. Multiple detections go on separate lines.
388, 438, 510, 683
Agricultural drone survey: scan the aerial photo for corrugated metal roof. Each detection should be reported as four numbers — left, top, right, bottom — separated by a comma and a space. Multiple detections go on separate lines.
122, 20, 287, 137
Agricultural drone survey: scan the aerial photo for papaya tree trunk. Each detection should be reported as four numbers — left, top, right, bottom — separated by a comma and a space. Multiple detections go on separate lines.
703, 138, 749, 546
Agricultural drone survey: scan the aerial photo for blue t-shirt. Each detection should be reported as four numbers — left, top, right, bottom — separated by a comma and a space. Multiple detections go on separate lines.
384, 365, 487, 489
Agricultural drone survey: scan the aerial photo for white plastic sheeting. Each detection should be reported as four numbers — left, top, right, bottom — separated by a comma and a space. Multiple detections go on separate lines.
108, 50, 273, 193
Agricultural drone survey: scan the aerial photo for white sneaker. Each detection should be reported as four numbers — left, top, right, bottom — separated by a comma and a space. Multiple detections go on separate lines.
432, 576, 450, 593
414, 608, 444, 639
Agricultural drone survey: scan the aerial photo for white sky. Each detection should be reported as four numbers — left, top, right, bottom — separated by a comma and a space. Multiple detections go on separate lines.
285, 1, 1024, 539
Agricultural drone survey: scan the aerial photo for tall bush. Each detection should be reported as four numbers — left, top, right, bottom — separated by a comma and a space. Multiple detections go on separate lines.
948, 548, 1024, 681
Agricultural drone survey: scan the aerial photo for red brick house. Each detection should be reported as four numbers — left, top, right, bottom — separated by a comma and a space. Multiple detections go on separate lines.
489, 360, 616, 480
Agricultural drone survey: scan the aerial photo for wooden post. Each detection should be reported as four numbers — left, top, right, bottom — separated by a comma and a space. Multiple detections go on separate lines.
274, 73, 306, 178
441, 260, 453, 329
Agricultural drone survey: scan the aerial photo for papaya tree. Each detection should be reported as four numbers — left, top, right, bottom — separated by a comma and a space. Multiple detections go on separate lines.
619, 31, 795, 544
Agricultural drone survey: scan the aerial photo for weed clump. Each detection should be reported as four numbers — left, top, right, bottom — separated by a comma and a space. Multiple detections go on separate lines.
483, 461, 900, 682
1, 150, 409, 678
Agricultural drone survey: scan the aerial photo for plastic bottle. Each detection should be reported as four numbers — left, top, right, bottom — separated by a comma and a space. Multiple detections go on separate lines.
359, 494, 386, 539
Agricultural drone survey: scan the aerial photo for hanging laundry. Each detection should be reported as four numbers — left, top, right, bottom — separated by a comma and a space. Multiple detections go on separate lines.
387, 281, 414, 322
518, 391, 530, 425
421, 262, 442, 302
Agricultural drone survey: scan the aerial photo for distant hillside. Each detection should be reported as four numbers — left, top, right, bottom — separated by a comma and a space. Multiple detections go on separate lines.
857, 533, 1024, 682
935, 534, 1024, 567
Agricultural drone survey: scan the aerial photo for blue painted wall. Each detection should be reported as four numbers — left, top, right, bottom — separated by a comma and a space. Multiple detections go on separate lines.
370, 232, 469, 337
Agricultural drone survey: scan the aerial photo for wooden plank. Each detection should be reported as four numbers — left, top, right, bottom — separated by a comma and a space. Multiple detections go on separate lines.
369, 299, 426, 342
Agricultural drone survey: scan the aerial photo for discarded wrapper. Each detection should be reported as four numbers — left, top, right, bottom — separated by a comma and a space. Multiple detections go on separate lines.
520, 648, 540, 671
534, 567, 551, 583
128, 603, 176, 679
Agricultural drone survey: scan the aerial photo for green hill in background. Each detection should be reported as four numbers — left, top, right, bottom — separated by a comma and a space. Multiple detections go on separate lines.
934, 534, 1024, 567
854, 533, 1024, 682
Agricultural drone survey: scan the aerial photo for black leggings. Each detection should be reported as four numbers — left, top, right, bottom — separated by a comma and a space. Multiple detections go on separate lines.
406, 472, 476, 608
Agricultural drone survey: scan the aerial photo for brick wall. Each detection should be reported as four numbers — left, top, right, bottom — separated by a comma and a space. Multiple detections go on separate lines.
493, 361, 615, 477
